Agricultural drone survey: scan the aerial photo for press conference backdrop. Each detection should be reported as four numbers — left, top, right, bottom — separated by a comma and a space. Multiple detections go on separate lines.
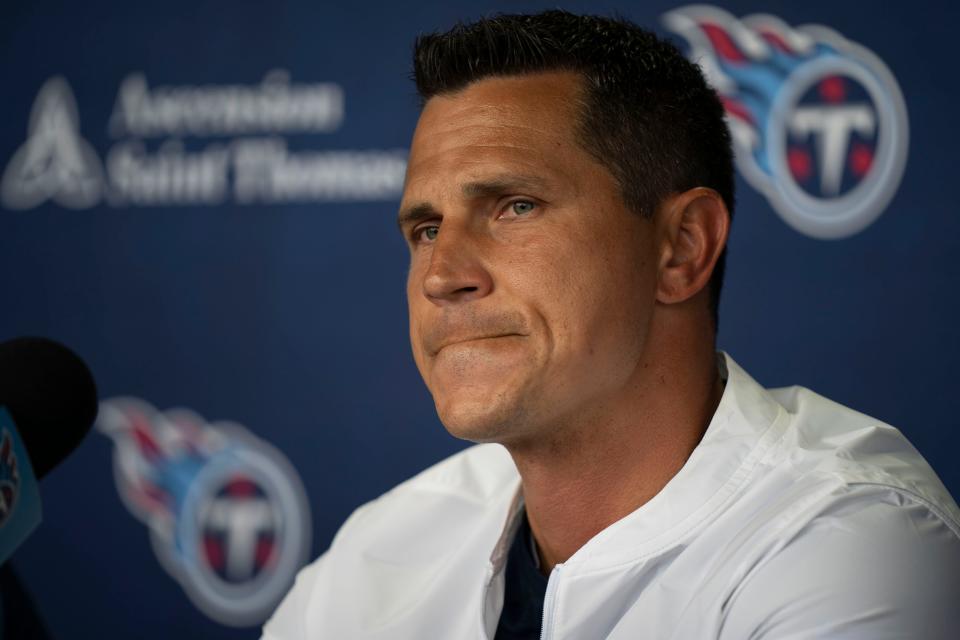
0, 0, 956, 637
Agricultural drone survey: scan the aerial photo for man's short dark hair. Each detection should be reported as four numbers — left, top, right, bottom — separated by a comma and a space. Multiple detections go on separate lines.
412, 10, 735, 327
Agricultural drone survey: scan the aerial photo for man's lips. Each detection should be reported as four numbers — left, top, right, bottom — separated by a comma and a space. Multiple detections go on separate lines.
430, 333, 525, 356
422, 311, 531, 357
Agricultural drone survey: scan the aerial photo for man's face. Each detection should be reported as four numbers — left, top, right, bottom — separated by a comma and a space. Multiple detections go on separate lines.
400, 71, 659, 446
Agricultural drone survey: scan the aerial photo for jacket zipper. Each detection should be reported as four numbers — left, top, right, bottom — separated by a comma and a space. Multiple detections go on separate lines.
540, 565, 561, 640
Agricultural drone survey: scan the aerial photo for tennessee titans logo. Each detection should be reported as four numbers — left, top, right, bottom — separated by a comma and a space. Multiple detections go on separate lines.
664, 6, 909, 239
0, 430, 21, 527
97, 399, 311, 627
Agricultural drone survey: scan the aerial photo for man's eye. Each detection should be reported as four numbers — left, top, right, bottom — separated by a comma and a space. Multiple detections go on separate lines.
509, 201, 536, 216
415, 226, 439, 243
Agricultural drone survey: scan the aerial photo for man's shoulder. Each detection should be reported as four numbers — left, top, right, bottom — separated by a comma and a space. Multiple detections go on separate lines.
333, 442, 518, 548
739, 379, 960, 536
714, 387, 960, 639
701, 356, 960, 546
262, 444, 519, 639
717, 486, 960, 639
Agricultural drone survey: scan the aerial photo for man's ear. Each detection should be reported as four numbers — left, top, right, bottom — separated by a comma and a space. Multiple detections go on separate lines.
655, 187, 730, 305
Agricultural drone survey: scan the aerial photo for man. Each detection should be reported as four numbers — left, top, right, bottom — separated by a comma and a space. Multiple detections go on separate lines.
264, 11, 960, 639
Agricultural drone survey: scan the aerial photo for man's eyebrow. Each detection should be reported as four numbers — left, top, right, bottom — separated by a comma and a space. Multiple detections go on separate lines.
397, 202, 439, 231
461, 174, 551, 198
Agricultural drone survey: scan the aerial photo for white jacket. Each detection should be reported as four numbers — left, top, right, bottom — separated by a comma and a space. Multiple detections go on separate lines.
263, 354, 960, 639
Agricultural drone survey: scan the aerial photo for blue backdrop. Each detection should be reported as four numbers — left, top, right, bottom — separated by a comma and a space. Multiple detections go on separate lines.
1, 1, 957, 638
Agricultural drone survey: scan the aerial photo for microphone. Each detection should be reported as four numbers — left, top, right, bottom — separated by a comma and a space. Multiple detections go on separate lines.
0, 337, 98, 638
0, 337, 98, 566
0, 337, 98, 480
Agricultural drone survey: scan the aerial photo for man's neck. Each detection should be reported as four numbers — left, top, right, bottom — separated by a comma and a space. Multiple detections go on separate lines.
506, 334, 725, 575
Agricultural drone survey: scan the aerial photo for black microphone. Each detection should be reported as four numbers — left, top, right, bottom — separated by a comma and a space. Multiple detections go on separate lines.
0, 337, 98, 479
0, 337, 99, 639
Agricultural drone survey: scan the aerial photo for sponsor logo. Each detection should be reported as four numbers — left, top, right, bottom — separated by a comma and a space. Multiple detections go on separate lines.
664, 6, 909, 239
0, 77, 104, 210
0, 429, 21, 527
97, 398, 311, 627
2, 71, 406, 210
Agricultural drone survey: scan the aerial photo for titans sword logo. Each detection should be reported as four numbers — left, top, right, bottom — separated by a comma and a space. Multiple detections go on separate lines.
664, 6, 909, 239
98, 398, 311, 627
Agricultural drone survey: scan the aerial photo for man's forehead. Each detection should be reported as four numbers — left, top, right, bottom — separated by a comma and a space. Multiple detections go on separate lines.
414, 71, 584, 138
403, 73, 588, 194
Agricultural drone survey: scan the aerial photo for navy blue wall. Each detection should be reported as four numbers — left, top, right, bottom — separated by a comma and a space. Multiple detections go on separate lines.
1, 1, 957, 637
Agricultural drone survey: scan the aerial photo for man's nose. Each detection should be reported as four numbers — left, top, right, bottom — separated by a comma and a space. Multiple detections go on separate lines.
421, 225, 493, 305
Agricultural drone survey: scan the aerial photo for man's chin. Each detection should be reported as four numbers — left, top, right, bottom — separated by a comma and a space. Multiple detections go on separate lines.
433, 394, 528, 444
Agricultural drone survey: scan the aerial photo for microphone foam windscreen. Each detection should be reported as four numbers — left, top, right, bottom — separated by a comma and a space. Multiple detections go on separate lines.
0, 337, 98, 479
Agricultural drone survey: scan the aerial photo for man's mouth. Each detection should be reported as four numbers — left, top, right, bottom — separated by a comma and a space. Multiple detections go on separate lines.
431, 333, 525, 356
